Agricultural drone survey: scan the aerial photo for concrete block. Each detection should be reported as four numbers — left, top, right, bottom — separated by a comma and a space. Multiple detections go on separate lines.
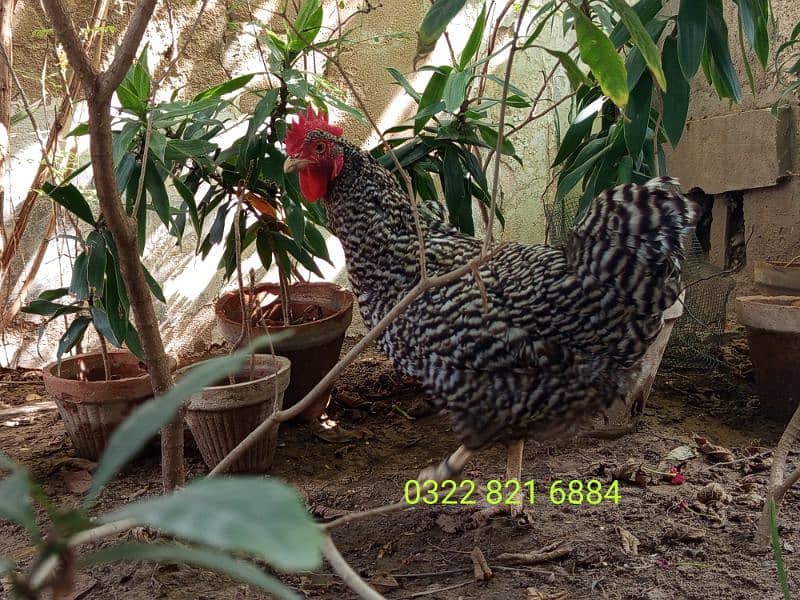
665, 107, 793, 195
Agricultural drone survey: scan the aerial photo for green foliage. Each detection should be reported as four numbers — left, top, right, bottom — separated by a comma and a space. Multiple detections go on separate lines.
769, 499, 792, 599
0, 344, 319, 599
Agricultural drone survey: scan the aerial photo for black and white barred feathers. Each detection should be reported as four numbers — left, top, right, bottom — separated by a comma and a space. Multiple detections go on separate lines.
312, 130, 695, 449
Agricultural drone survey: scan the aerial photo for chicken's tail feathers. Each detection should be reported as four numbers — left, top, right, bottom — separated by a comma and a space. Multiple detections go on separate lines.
566, 176, 696, 316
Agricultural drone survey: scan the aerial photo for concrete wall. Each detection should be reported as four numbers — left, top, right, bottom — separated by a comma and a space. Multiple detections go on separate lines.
3, 0, 569, 367
663, 0, 800, 293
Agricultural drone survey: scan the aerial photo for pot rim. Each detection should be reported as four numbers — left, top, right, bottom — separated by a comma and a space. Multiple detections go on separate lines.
735, 295, 800, 333
175, 353, 291, 392
214, 281, 354, 333
42, 349, 176, 384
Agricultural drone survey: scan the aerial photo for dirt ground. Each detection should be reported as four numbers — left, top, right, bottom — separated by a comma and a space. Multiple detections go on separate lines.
0, 331, 797, 600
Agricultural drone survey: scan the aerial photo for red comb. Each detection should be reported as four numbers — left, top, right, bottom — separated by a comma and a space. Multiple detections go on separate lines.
285, 106, 343, 156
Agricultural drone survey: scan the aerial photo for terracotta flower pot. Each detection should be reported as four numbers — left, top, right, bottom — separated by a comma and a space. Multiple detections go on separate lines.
754, 260, 800, 295
180, 354, 291, 473
214, 282, 354, 420
43, 350, 174, 460
736, 295, 800, 422
594, 294, 685, 434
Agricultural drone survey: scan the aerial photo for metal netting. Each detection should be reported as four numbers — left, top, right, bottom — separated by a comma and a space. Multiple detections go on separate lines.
544, 195, 734, 371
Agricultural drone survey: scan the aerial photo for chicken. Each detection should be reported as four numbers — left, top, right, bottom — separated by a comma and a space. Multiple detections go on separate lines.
283, 108, 694, 502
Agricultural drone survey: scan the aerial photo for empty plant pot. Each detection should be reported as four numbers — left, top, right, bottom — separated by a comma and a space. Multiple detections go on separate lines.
43, 350, 174, 460
754, 260, 800, 295
736, 295, 800, 422
594, 294, 685, 435
181, 354, 291, 473
214, 282, 354, 420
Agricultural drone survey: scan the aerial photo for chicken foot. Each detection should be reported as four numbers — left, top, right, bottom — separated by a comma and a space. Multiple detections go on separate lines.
466, 440, 530, 527
416, 445, 474, 484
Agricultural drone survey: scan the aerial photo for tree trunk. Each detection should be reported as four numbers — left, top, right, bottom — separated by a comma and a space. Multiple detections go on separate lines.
0, 0, 15, 252
86, 96, 184, 491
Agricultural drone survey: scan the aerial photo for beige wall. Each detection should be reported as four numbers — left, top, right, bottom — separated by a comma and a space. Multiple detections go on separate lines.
664, 0, 800, 293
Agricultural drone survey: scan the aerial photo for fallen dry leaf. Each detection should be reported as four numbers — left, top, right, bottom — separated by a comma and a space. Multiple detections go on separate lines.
527, 588, 568, 599
435, 513, 460, 534
663, 522, 706, 543
60, 470, 92, 494
24, 393, 43, 402
694, 435, 735, 463
666, 445, 698, 462
616, 525, 640, 556
369, 571, 400, 592
696, 482, 730, 505
311, 504, 350, 520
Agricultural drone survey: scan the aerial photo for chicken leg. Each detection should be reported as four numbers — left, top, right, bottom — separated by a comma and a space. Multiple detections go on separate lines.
505, 439, 525, 518
417, 445, 474, 484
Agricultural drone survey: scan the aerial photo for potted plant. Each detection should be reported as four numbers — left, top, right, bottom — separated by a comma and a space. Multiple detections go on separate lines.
23, 184, 170, 459
167, 1, 358, 420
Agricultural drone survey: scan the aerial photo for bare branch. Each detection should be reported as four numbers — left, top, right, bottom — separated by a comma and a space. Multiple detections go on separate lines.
40, 0, 96, 88
100, 0, 159, 96
209, 243, 508, 475
321, 535, 387, 600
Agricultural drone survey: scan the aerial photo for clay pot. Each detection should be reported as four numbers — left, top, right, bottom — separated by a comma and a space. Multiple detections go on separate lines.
180, 354, 291, 473
754, 260, 800, 295
43, 350, 174, 460
736, 295, 800, 422
214, 282, 354, 420
594, 294, 685, 434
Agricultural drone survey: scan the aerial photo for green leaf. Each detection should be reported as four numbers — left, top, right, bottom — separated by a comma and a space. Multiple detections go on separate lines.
0, 455, 40, 543
458, 4, 487, 70
0, 558, 15, 576
303, 222, 330, 262
172, 176, 201, 238
102, 261, 129, 346
573, 9, 629, 107
553, 96, 604, 166
624, 72, 653, 159
442, 69, 471, 112
543, 48, 592, 89
662, 36, 691, 147
415, 68, 450, 134
416, 0, 467, 59
86, 232, 108, 296
386, 68, 421, 102
608, 0, 662, 47
164, 139, 217, 162
69, 252, 90, 300
706, 0, 742, 102
478, 125, 516, 159
141, 265, 166, 303
85, 348, 262, 507
144, 158, 171, 228
91, 306, 122, 347
57, 316, 91, 363
84, 543, 301, 600
116, 152, 137, 194
102, 478, 322, 571
617, 154, 634, 183
608, 0, 666, 90
42, 182, 96, 226
440, 146, 472, 235
769, 499, 792, 600
124, 325, 144, 360
286, 202, 305, 245
39, 287, 71, 301
556, 139, 612, 201
22, 299, 81, 317
112, 122, 141, 167
193, 74, 255, 101
256, 230, 273, 272
289, 0, 323, 50
66, 122, 89, 137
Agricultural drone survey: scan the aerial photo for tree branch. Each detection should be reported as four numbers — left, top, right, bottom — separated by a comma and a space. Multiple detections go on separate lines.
321, 535, 387, 600
40, 0, 96, 88
100, 0, 159, 96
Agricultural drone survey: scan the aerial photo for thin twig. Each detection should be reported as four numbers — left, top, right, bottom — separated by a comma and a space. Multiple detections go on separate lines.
399, 580, 474, 599
482, 0, 531, 255
208, 243, 507, 475
321, 535, 386, 600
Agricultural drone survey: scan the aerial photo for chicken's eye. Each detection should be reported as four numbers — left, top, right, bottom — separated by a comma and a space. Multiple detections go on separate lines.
314, 141, 326, 154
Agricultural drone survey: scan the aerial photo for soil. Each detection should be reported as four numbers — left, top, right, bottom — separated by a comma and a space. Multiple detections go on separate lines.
1, 331, 798, 600
253, 299, 329, 327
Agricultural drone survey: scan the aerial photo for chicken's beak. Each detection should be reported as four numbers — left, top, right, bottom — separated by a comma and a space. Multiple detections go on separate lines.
283, 157, 311, 173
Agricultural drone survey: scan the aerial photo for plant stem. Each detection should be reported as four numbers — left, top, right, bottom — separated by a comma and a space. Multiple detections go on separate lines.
277, 261, 292, 326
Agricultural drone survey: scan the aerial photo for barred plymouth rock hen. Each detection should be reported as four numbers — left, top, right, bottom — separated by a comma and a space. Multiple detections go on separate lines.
284, 108, 695, 503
